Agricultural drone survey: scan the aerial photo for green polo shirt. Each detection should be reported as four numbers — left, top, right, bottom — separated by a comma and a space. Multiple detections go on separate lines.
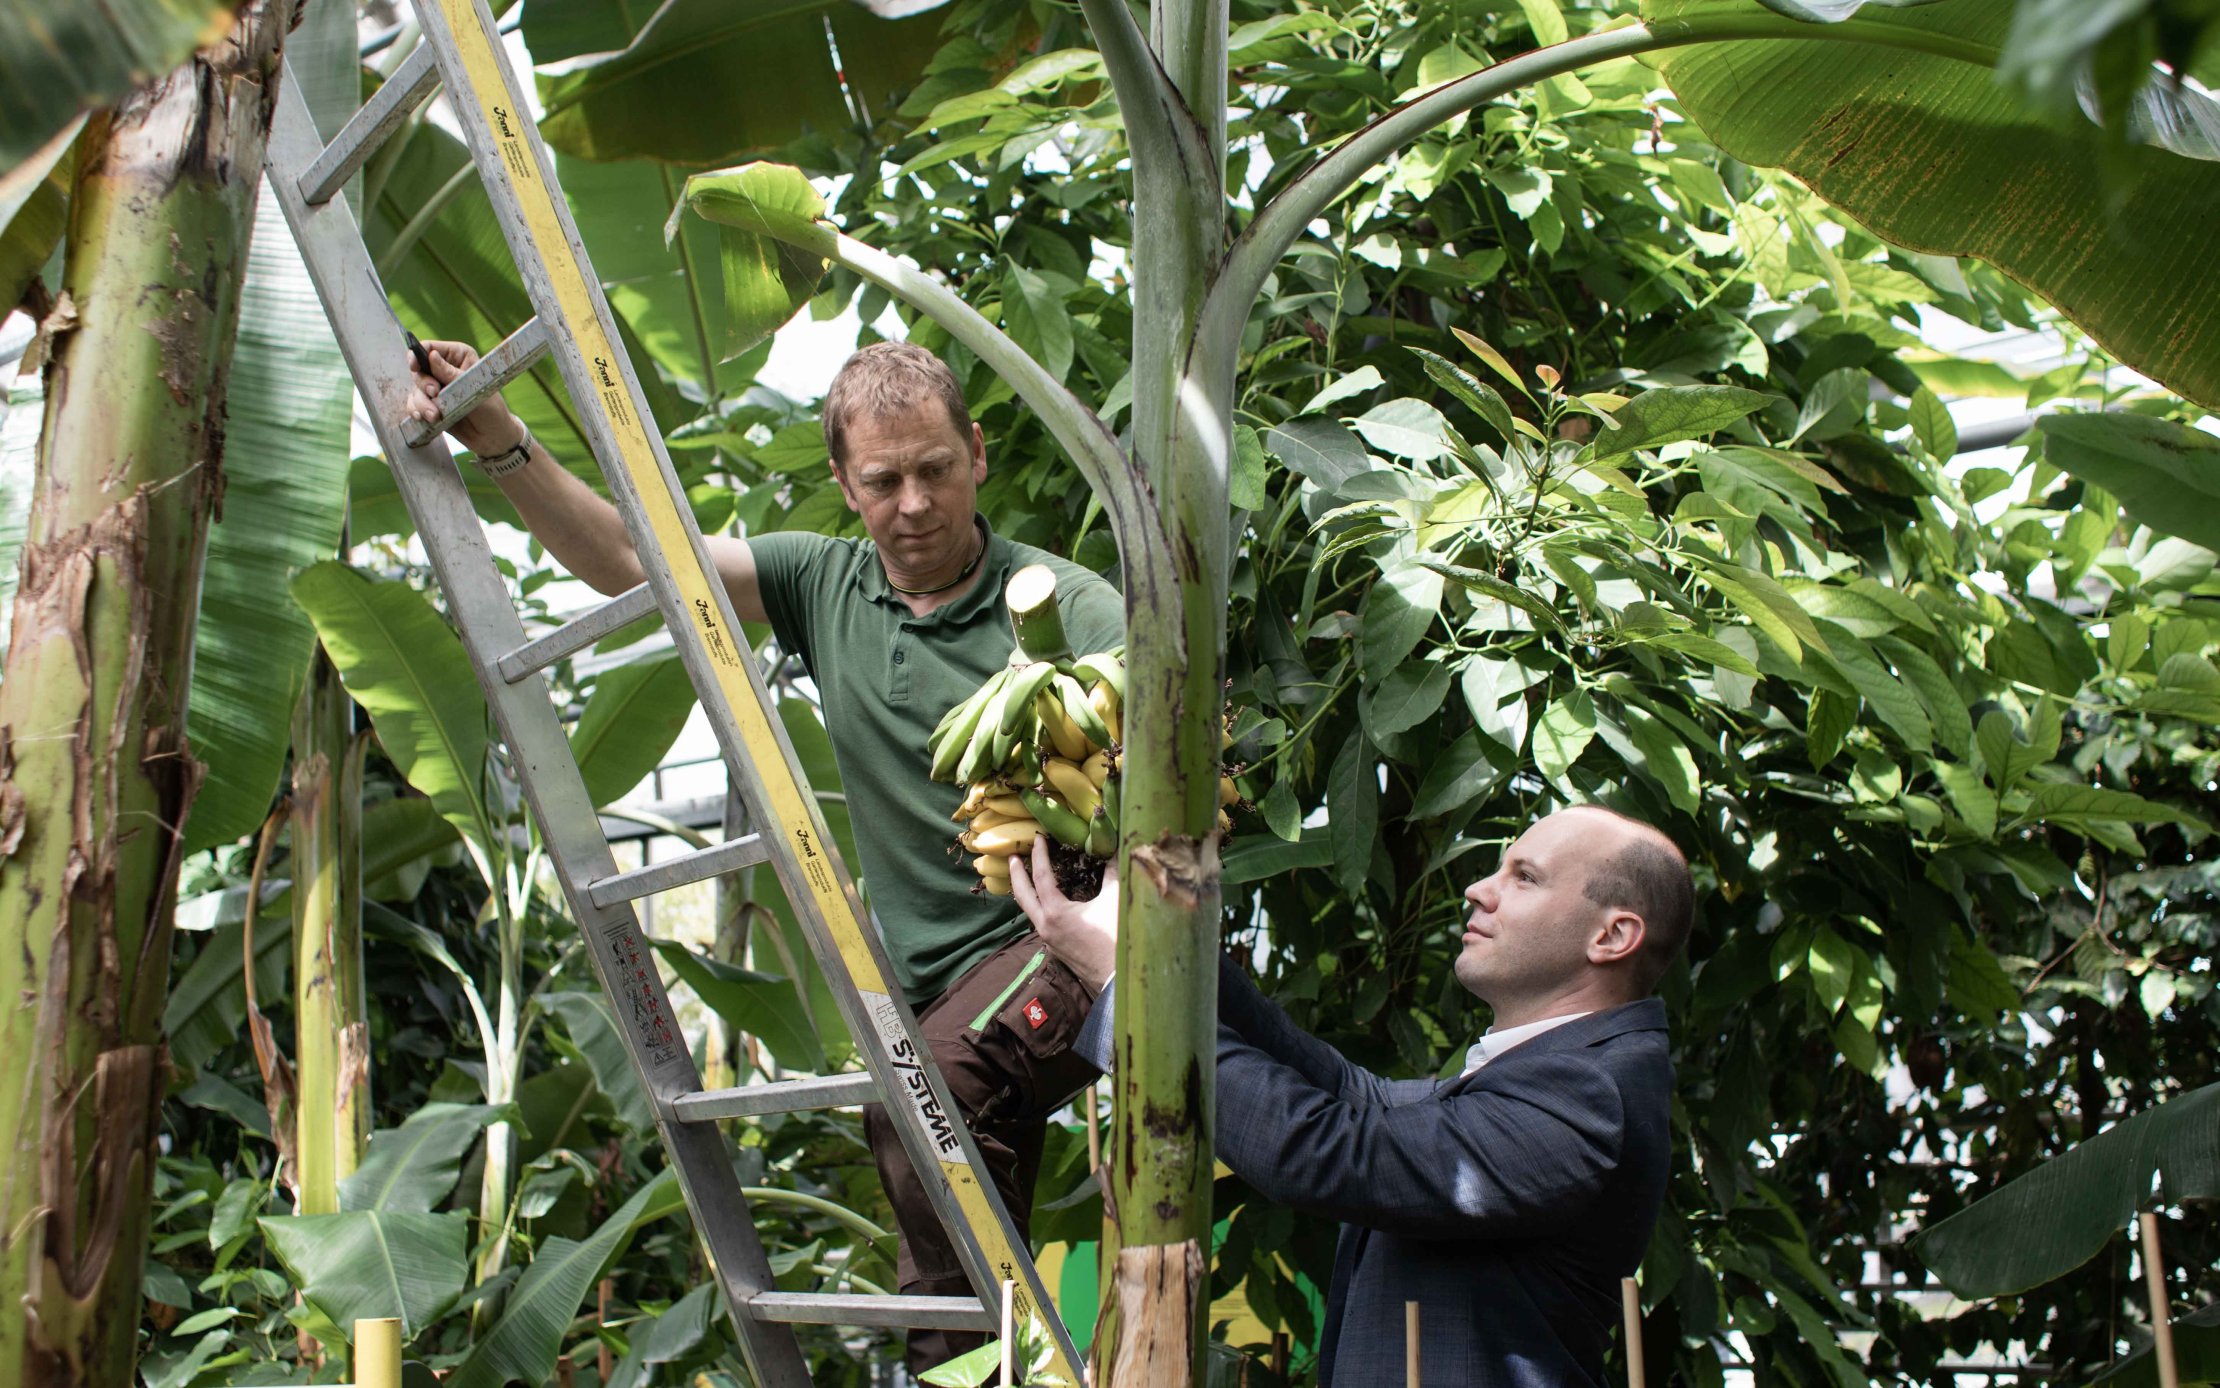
749, 519, 1123, 1007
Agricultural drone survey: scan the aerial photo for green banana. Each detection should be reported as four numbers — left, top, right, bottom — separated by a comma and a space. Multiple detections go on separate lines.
1085, 805, 1116, 857
1055, 672, 1113, 751
957, 671, 1015, 782
1000, 661, 1058, 735
1019, 788, 1092, 849
1009, 742, 1044, 789
931, 671, 1001, 781
1100, 772, 1121, 830
1071, 650, 1127, 702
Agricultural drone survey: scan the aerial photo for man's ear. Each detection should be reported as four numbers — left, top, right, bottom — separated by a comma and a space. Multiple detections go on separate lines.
1590, 909, 1646, 968
827, 457, 861, 514
970, 422, 988, 483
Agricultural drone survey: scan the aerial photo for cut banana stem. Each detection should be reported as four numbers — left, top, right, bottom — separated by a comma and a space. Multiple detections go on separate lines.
1006, 564, 1073, 662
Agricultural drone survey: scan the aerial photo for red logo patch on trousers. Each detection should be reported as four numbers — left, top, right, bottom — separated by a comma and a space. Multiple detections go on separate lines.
1023, 998, 1048, 1029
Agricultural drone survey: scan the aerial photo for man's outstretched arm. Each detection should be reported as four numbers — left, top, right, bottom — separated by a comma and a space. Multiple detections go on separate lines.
404, 339, 768, 622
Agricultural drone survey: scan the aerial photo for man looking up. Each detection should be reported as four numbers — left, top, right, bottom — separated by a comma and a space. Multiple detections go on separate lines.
406, 340, 1117, 1373
1010, 805, 1693, 1387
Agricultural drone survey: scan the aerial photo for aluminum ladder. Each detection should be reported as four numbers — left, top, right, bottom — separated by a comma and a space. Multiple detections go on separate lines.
260, 1, 1083, 1381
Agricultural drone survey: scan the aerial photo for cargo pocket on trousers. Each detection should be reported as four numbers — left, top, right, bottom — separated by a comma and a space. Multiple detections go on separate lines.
967, 949, 1089, 1123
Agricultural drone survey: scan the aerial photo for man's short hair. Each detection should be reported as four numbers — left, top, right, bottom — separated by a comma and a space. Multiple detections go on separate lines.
1574, 807, 1695, 993
821, 342, 973, 469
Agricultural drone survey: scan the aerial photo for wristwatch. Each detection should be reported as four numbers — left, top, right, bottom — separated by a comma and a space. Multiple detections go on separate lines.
477, 425, 533, 477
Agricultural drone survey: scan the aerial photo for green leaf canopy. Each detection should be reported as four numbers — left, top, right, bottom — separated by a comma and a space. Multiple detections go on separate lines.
1642, 0, 2220, 408
672, 162, 831, 358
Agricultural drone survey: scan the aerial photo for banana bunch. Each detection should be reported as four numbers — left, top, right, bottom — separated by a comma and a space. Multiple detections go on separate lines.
931, 649, 1130, 897
928, 566, 1243, 898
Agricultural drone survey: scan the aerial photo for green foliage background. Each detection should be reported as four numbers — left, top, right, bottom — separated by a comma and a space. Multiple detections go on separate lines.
10, 0, 2210, 1383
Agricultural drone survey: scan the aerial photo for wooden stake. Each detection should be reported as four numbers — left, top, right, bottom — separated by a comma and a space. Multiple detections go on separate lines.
2140, 1213, 2179, 1388
1622, 1278, 1647, 1388
598, 1277, 615, 1380
1085, 1079, 1102, 1175
1001, 1277, 1018, 1387
1270, 1331, 1288, 1378
555, 1353, 575, 1388
1405, 1301, 1421, 1388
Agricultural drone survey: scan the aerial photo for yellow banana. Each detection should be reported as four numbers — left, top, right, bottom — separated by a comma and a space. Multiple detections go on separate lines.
971, 820, 1043, 856
971, 809, 1024, 833
952, 782, 992, 821
1215, 807, 1233, 835
983, 794, 1031, 819
1219, 775, 1240, 806
1090, 680, 1122, 742
1036, 687, 1090, 762
982, 876, 1014, 897
1043, 759, 1102, 821
973, 853, 1012, 879
1081, 750, 1112, 788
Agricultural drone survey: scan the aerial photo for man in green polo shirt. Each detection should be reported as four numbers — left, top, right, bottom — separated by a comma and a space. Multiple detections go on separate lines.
406, 339, 1120, 1370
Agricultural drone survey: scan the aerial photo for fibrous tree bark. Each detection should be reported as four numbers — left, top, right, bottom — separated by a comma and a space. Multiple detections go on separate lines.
0, 1, 298, 1381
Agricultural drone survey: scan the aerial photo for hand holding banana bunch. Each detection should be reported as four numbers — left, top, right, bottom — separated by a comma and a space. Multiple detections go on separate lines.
926, 565, 1241, 899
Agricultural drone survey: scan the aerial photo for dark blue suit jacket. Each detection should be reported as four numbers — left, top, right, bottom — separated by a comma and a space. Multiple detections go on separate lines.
1078, 964, 1673, 1386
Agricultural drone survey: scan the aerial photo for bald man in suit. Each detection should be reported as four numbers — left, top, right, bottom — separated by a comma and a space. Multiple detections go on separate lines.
1012, 805, 1692, 1387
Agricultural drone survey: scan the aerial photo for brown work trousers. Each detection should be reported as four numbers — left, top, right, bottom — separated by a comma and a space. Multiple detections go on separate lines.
862, 931, 1100, 1376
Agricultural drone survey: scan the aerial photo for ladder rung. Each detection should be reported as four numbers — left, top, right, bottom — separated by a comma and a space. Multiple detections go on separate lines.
402, 317, 550, 447
744, 1293, 994, 1332
499, 583, 656, 683
299, 44, 439, 206
672, 1073, 878, 1124
587, 834, 772, 907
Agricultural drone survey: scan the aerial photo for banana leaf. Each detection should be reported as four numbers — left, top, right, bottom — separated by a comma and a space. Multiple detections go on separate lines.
444, 1169, 679, 1388
340, 1103, 510, 1215
1642, 0, 2220, 408
258, 1208, 470, 1342
0, 0, 231, 166
290, 563, 498, 870
1912, 1080, 2220, 1297
528, 0, 953, 166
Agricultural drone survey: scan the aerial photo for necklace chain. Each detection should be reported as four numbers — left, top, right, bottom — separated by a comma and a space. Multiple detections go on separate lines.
885, 518, 988, 596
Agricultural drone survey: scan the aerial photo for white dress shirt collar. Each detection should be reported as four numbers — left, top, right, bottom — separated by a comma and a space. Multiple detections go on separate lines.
1460, 1010, 1592, 1077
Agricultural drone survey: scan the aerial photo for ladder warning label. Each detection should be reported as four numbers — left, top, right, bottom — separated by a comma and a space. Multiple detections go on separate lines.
604, 919, 683, 1068
865, 992, 968, 1164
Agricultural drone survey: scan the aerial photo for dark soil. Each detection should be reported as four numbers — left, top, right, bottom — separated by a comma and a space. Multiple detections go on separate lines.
1049, 839, 1106, 902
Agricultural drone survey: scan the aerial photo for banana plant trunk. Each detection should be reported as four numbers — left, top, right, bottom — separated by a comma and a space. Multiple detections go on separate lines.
1093, 0, 1232, 1382
289, 647, 368, 1214
0, 2, 297, 1382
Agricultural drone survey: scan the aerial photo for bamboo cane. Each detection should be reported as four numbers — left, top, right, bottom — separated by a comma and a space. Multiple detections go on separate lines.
1622, 1278, 1647, 1388
2140, 1213, 2179, 1388
1405, 1301, 1420, 1388
354, 1319, 400, 1388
